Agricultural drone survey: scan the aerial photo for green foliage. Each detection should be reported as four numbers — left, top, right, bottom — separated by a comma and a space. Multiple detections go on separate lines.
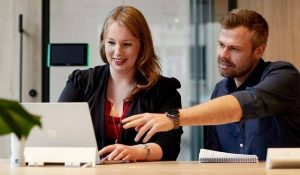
0, 99, 42, 139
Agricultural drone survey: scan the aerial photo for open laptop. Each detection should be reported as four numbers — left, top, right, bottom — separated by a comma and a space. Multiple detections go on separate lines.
21, 102, 100, 166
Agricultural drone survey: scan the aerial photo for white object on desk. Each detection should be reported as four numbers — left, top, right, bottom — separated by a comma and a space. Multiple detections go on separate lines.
25, 147, 97, 167
199, 149, 258, 163
266, 148, 300, 169
10, 134, 26, 167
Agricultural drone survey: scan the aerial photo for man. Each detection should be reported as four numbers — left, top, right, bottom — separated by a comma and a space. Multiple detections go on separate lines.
122, 9, 300, 160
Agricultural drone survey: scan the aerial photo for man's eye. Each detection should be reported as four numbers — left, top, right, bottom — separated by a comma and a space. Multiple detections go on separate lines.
218, 43, 224, 48
231, 47, 239, 51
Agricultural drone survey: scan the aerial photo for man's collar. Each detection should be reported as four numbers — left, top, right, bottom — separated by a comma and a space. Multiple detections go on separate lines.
226, 58, 266, 91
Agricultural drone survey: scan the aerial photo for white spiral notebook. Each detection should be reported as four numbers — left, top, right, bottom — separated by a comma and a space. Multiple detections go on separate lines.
199, 149, 258, 163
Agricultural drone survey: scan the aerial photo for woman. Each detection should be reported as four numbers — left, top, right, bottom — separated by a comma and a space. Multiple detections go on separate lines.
58, 6, 182, 162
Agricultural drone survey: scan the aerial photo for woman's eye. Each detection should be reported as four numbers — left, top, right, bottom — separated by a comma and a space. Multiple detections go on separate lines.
123, 43, 132, 47
107, 41, 115, 45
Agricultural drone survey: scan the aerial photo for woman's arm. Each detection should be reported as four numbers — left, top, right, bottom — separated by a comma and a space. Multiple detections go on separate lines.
58, 69, 86, 102
98, 143, 162, 161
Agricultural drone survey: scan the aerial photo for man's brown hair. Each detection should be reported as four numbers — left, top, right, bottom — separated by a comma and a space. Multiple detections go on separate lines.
220, 9, 269, 49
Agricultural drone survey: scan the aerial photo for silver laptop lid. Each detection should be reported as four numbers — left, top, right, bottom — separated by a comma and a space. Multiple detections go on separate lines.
22, 102, 97, 148
21, 102, 100, 166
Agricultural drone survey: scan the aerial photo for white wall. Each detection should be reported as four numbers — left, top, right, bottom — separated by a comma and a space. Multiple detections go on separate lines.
0, 0, 42, 158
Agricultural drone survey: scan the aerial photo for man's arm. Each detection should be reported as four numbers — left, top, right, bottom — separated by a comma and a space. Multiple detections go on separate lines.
122, 95, 242, 143
179, 95, 241, 125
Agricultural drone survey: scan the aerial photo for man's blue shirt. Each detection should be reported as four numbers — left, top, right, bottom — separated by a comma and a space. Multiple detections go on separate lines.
204, 59, 300, 160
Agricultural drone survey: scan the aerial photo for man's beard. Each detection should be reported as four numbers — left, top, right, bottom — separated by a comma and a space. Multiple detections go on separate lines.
218, 55, 256, 79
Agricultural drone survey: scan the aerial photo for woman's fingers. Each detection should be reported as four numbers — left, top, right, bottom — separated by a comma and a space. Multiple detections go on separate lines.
99, 145, 115, 157
99, 144, 135, 161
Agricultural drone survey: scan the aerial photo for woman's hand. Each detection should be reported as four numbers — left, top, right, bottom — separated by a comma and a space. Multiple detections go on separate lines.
99, 144, 142, 161
122, 113, 174, 143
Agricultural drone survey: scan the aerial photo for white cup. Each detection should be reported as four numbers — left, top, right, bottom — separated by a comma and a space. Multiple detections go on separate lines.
10, 134, 26, 167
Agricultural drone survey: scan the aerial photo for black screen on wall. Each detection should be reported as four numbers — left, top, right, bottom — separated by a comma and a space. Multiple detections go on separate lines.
49, 43, 88, 66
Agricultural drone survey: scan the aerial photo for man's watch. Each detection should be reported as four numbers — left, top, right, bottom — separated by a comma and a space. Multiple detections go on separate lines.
165, 109, 180, 130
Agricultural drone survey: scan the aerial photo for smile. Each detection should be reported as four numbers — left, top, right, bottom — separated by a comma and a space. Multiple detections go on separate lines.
218, 59, 232, 69
113, 58, 127, 65
219, 62, 231, 69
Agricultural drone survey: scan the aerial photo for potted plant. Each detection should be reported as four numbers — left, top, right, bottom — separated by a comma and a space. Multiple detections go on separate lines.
0, 98, 42, 166
0, 98, 42, 139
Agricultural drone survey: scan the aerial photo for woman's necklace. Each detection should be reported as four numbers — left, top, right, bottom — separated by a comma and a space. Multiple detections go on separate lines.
110, 101, 130, 144
107, 79, 134, 143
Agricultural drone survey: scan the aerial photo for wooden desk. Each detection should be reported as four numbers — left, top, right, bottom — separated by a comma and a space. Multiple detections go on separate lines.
0, 159, 299, 175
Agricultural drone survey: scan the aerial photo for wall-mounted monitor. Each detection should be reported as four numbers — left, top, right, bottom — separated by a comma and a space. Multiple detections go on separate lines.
48, 43, 89, 66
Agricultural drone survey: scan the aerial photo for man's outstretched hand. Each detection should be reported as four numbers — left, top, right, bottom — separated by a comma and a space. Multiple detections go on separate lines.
122, 113, 174, 143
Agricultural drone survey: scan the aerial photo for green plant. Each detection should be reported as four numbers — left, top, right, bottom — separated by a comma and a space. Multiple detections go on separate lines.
0, 98, 42, 139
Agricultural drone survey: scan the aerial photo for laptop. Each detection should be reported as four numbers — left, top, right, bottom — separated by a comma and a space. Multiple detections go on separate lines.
21, 102, 100, 166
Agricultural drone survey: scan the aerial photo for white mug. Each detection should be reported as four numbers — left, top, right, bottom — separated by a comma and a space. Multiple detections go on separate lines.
10, 134, 26, 167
